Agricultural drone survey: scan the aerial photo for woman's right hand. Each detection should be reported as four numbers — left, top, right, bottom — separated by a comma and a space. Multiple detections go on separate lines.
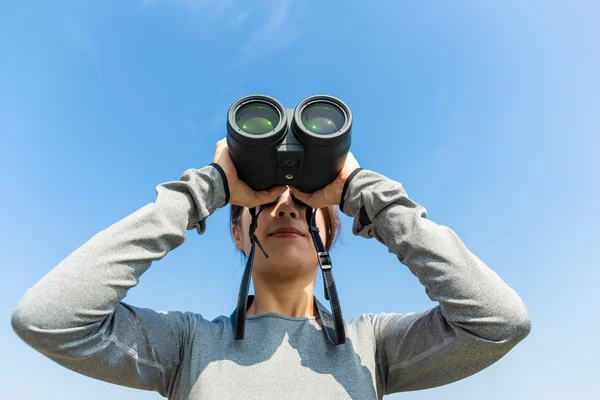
213, 138, 288, 208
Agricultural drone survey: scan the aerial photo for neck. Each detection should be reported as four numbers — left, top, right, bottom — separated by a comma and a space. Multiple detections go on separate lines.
246, 276, 317, 318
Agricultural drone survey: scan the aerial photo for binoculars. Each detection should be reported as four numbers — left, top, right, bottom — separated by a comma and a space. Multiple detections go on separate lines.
226, 95, 352, 193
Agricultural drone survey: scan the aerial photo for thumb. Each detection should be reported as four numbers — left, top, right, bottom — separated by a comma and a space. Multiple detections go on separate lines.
290, 187, 329, 209
252, 186, 288, 207
289, 187, 311, 204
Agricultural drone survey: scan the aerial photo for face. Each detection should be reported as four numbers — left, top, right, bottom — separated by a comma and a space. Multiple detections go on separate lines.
232, 189, 328, 281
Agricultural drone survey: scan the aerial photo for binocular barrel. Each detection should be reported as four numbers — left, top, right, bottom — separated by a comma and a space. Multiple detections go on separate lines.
226, 95, 352, 193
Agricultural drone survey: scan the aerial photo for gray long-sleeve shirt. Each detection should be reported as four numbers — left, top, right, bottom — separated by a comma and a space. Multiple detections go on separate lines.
11, 166, 531, 399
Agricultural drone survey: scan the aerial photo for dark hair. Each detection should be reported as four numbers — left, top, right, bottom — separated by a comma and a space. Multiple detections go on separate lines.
230, 204, 341, 251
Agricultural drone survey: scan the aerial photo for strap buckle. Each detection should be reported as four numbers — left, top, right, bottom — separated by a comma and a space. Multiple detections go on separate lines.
318, 251, 332, 270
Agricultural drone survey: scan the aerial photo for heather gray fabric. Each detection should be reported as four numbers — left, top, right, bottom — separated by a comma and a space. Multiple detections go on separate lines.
12, 165, 531, 399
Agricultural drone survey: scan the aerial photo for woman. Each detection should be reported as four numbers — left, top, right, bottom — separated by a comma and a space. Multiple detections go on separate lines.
12, 139, 531, 399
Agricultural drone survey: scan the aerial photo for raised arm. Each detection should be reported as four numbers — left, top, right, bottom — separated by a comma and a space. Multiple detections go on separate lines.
339, 169, 531, 394
11, 165, 228, 396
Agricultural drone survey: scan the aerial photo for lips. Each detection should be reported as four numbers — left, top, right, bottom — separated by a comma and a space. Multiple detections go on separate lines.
269, 227, 305, 237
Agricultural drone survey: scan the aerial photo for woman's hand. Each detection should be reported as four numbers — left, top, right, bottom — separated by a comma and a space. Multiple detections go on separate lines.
214, 138, 287, 208
290, 152, 361, 209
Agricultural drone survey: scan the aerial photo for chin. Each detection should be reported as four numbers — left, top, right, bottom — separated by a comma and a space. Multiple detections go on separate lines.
259, 250, 315, 273
269, 249, 311, 265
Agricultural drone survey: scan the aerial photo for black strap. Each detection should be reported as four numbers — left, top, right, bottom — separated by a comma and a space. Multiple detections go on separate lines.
305, 207, 346, 345
234, 207, 268, 341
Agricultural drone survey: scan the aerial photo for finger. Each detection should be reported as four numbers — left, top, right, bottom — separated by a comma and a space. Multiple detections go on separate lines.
253, 186, 287, 206
290, 187, 329, 209
310, 189, 328, 208
214, 139, 227, 161
289, 187, 311, 203
341, 152, 359, 171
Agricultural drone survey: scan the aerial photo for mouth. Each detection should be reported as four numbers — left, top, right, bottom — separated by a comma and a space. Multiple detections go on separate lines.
268, 228, 305, 239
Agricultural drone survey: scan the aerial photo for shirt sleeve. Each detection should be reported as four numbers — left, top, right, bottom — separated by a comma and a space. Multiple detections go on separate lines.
11, 165, 228, 397
340, 169, 531, 394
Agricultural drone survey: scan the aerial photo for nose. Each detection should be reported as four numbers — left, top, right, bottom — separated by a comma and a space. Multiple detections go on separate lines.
273, 188, 301, 219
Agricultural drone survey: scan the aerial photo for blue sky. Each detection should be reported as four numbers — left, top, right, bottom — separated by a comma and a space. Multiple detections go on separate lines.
2, 1, 598, 398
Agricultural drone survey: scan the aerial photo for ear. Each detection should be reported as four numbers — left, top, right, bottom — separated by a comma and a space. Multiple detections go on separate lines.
232, 223, 244, 251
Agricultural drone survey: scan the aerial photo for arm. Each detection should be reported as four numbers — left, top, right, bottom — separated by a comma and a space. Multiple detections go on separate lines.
11, 164, 229, 397
340, 169, 531, 394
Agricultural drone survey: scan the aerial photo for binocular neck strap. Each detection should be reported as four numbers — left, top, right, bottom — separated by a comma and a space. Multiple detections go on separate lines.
305, 207, 346, 345
233, 203, 346, 346
234, 206, 268, 341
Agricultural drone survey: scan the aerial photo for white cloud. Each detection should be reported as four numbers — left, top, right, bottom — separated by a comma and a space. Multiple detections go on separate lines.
141, 0, 158, 8
143, 0, 233, 17
141, 0, 302, 56
232, 11, 251, 27
241, 0, 302, 56
65, 20, 97, 59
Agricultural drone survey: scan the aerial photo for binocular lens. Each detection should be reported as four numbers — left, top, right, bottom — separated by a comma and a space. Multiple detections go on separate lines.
235, 103, 280, 135
301, 103, 345, 135
226, 94, 351, 193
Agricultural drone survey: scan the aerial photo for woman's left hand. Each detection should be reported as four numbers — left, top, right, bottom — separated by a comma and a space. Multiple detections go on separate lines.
290, 152, 361, 209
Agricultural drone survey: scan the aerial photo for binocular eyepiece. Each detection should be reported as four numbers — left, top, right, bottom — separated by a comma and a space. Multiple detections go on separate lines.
226, 95, 352, 193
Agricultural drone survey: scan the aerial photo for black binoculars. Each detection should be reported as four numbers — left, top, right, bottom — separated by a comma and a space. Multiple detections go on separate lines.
226, 95, 352, 193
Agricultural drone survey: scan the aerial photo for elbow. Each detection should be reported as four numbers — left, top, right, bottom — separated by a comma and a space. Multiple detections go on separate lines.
460, 301, 531, 346
12, 303, 33, 344
11, 291, 59, 346
507, 303, 531, 343
11, 295, 42, 344
12, 298, 91, 356
488, 289, 532, 345
490, 301, 531, 346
